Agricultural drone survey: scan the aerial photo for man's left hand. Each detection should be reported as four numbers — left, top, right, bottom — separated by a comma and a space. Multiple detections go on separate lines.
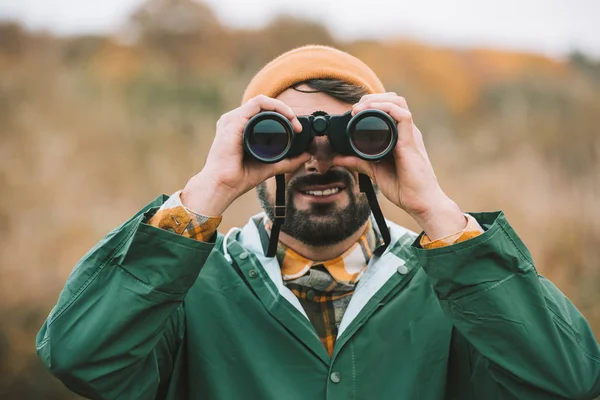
333, 93, 467, 240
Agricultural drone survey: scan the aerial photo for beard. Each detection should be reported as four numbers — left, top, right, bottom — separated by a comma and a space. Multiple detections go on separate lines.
257, 169, 371, 247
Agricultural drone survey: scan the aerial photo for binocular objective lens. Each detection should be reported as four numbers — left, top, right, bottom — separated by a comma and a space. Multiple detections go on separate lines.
350, 116, 393, 157
247, 119, 290, 160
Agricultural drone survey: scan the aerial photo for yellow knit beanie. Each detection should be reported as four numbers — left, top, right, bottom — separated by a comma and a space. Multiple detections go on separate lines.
242, 45, 385, 104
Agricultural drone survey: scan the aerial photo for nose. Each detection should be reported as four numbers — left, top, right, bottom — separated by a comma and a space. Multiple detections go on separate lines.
304, 136, 336, 174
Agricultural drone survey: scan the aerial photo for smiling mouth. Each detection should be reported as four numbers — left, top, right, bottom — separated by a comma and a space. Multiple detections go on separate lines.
296, 183, 346, 199
302, 187, 341, 196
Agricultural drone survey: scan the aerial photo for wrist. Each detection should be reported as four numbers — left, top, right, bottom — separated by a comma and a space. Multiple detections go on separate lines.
409, 197, 466, 241
181, 171, 238, 216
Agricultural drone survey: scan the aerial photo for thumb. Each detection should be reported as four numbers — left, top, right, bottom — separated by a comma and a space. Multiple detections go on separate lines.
270, 153, 311, 176
333, 155, 374, 179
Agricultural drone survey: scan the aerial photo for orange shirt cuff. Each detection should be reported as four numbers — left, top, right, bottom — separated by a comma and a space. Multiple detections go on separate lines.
420, 214, 483, 250
147, 192, 222, 242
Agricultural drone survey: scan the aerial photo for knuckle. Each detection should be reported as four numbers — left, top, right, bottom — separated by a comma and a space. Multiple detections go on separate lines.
217, 111, 232, 126
248, 96, 261, 107
254, 94, 269, 103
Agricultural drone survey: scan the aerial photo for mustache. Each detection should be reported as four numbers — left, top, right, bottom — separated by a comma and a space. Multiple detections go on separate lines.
288, 169, 354, 189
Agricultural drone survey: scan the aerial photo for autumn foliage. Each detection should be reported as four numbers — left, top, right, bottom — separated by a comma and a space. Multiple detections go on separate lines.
0, 0, 599, 397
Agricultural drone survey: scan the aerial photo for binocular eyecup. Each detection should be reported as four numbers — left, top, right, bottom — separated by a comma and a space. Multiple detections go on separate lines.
243, 109, 398, 163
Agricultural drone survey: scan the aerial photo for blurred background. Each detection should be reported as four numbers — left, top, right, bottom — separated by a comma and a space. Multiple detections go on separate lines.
1, 0, 599, 398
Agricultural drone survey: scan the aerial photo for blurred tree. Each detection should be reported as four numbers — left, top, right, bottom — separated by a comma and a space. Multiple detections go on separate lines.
128, 0, 224, 70
62, 35, 106, 66
230, 15, 336, 75
570, 51, 600, 82
0, 23, 26, 60
124, 0, 229, 133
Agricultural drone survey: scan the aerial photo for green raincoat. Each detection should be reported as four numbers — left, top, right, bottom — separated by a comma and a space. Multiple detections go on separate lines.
37, 195, 600, 399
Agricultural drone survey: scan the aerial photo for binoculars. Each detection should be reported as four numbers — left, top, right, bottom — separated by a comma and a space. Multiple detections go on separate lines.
243, 109, 398, 163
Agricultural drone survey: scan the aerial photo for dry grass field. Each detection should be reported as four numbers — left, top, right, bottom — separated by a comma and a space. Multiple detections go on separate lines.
0, 1, 599, 397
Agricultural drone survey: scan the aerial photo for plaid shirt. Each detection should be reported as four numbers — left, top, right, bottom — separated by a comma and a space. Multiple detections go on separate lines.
148, 191, 483, 356
264, 218, 383, 356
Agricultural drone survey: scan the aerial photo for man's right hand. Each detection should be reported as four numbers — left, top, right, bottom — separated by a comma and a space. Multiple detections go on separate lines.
181, 95, 310, 216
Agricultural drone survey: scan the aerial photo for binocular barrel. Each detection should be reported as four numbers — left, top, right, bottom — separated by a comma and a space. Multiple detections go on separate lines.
243, 110, 398, 163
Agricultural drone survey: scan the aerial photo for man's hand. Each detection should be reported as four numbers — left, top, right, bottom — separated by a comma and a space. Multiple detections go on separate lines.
333, 93, 466, 240
181, 95, 310, 216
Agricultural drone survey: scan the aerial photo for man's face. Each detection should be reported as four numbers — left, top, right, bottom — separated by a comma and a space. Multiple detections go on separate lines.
256, 85, 371, 246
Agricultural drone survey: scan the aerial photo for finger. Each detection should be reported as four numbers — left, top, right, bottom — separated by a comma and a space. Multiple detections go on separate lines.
411, 124, 428, 154
332, 155, 375, 179
357, 92, 398, 104
242, 95, 302, 132
355, 93, 407, 106
353, 95, 408, 115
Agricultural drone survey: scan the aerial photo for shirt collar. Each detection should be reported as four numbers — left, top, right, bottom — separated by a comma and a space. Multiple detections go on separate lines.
262, 217, 383, 285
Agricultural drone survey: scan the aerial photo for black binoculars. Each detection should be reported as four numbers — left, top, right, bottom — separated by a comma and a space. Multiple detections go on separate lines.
243, 109, 398, 163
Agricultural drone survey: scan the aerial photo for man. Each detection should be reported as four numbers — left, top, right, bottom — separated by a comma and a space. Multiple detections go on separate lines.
37, 45, 600, 399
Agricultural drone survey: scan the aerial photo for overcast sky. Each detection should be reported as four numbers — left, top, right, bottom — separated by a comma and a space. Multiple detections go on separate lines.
1, 0, 599, 59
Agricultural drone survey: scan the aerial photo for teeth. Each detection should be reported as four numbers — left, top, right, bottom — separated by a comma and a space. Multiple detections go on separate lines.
304, 188, 341, 196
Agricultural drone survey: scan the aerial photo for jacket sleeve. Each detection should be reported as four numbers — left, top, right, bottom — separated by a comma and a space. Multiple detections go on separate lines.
36, 195, 216, 400
413, 211, 600, 400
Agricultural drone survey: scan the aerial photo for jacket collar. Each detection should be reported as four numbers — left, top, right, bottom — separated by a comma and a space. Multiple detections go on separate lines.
233, 212, 418, 338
